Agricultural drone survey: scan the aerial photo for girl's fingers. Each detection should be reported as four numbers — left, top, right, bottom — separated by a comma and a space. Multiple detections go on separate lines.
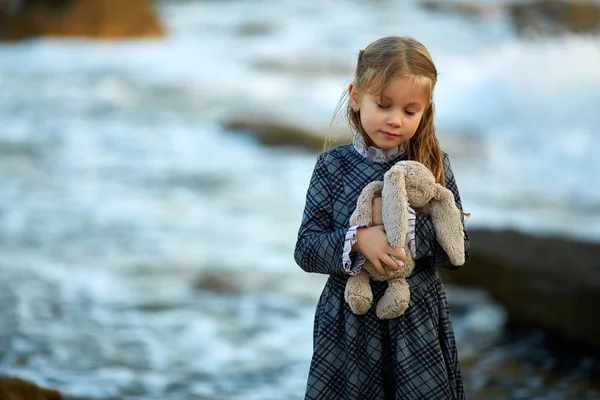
388, 246, 406, 262
382, 254, 400, 270
372, 259, 388, 276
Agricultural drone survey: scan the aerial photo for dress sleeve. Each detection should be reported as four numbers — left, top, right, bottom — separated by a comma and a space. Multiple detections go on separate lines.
414, 153, 471, 269
294, 154, 355, 275
342, 225, 367, 275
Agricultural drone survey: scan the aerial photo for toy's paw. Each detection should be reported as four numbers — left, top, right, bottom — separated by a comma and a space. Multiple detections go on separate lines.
375, 293, 409, 319
347, 293, 373, 315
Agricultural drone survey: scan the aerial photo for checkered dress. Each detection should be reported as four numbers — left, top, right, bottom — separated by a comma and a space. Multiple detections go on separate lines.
294, 144, 470, 400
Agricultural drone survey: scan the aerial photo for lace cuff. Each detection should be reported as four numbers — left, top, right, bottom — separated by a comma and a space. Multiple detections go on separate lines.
406, 206, 417, 258
342, 225, 366, 275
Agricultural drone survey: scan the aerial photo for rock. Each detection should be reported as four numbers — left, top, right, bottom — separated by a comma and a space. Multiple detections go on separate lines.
0, 376, 63, 400
194, 272, 242, 294
0, 0, 165, 41
421, 0, 600, 36
236, 21, 274, 37
439, 228, 600, 350
224, 118, 350, 152
510, 0, 600, 36
421, 1, 502, 18
252, 59, 354, 78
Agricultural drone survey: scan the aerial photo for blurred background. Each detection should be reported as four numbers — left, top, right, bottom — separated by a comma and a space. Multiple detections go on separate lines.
0, 0, 599, 399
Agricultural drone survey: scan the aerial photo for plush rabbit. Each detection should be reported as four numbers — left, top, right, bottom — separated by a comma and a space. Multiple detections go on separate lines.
345, 160, 466, 319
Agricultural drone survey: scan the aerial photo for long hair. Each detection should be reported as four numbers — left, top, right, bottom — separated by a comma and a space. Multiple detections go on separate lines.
333, 36, 445, 186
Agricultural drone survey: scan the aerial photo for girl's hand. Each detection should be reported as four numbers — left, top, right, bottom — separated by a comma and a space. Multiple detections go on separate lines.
352, 225, 406, 276
372, 196, 383, 226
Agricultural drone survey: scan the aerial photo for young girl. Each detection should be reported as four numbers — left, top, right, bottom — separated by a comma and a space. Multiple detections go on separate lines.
294, 36, 470, 400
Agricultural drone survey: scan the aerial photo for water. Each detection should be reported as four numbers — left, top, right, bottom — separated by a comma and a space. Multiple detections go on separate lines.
0, 0, 598, 398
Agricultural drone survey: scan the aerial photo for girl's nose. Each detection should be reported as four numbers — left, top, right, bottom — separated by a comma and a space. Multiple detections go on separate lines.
387, 111, 403, 127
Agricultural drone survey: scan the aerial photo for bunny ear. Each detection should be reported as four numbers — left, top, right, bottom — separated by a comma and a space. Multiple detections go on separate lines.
430, 185, 465, 266
382, 165, 408, 249
349, 181, 384, 226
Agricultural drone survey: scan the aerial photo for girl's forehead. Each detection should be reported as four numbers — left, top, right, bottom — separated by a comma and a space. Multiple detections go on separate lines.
368, 75, 431, 103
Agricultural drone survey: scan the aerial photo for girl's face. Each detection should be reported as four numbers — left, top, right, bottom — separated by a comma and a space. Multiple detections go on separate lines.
350, 76, 429, 149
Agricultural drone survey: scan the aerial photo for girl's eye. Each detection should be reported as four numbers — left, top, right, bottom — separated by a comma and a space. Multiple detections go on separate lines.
376, 103, 390, 109
405, 110, 416, 116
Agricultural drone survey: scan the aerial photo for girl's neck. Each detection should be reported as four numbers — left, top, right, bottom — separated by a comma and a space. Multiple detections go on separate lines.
352, 133, 406, 163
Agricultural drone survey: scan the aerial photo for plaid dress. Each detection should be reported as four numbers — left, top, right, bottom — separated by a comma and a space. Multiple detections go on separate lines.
294, 144, 470, 400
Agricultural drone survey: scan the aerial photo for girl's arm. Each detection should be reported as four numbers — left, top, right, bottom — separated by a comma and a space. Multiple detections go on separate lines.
294, 153, 355, 275
414, 152, 471, 269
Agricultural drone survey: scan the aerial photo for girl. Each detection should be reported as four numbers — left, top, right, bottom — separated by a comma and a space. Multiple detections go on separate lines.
294, 36, 470, 400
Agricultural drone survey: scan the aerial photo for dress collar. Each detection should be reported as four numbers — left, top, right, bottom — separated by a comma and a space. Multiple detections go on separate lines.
352, 132, 406, 163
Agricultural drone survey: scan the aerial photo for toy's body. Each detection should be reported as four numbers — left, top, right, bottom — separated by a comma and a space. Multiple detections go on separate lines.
345, 160, 466, 319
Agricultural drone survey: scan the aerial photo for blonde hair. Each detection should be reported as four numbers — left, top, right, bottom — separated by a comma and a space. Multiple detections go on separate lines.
334, 36, 445, 186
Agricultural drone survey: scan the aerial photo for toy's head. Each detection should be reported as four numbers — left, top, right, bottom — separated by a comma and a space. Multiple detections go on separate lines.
402, 161, 438, 209
383, 160, 465, 266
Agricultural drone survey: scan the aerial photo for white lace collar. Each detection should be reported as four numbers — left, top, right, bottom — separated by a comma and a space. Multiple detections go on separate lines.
352, 133, 406, 163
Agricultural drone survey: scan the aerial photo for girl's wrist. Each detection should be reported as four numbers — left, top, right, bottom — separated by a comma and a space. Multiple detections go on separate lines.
351, 226, 367, 253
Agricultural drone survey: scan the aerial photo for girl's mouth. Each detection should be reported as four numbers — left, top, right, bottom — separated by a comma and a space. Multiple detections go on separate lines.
381, 131, 400, 138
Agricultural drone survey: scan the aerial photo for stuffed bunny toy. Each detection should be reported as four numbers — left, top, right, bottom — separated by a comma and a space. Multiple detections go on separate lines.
345, 160, 466, 319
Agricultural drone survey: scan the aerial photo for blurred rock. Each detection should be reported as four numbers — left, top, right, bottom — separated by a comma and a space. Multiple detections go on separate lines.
421, 0, 600, 36
0, 0, 165, 41
0, 376, 63, 400
253, 59, 354, 77
510, 0, 600, 36
236, 21, 274, 37
224, 118, 350, 152
421, 1, 502, 18
439, 228, 600, 350
194, 271, 242, 293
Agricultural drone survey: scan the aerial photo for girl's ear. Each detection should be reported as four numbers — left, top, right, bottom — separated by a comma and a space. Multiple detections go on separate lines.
348, 83, 360, 111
